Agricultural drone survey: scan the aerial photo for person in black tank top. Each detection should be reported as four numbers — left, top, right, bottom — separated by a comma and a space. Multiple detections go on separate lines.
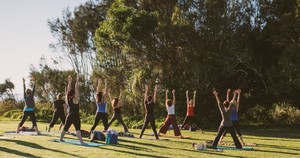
139, 84, 159, 139
59, 74, 87, 145
107, 91, 129, 132
48, 93, 67, 132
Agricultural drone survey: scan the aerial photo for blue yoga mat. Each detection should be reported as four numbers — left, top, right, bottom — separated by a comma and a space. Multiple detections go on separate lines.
50, 139, 105, 147
208, 145, 253, 150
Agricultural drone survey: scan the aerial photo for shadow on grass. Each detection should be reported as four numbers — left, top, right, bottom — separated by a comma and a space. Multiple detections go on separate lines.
0, 139, 83, 158
252, 148, 300, 156
179, 148, 246, 158
108, 148, 169, 158
118, 138, 170, 149
257, 143, 300, 153
0, 146, 41, 158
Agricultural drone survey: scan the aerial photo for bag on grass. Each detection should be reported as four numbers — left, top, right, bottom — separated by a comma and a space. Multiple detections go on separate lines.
90, 130, 106, 141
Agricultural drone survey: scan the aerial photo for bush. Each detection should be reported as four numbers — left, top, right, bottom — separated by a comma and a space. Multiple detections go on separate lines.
271, 102, 300, 125
3, 109, 23, 119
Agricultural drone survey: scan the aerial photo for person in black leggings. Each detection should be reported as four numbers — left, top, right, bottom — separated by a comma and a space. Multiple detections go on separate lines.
60, 74, 86, 145
16, 77, 40, 135
48, 93, 67, 132
140, 84, 159, 139
210, 89, 242, 149
107, 91, 129, 133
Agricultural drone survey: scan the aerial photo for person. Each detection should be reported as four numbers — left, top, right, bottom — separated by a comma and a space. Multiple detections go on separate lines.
16, 77, 40, 135
158, 89, 183, 138
60, 74, 86, 145
219, 89, 245, 145
48, 93, 67, 132
139, 84, 159, 139
210, 89, 242, 149
180, 90, 198, 130
89, 78, 108, 133
107, 91, 129, 133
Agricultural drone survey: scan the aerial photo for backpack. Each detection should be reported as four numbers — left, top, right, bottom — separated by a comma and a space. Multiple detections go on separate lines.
90, 130, 106, 141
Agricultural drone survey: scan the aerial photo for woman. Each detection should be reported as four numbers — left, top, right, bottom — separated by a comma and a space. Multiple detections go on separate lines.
60, 74, 86, 145
158, 89, 183, 138
219, 89, 244, 145
139, 84, 159, 139
181, 90, 197, 130
16, 77, 40, 135
48, 93, 67, 132
107, 91, 129, 133
210, 89, 242, 149
89, 78, 108, 133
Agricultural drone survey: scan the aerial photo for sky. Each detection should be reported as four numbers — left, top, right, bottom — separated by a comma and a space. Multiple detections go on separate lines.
0, 0, 88, 95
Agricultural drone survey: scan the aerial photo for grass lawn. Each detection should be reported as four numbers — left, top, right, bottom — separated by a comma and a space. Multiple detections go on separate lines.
0, 119, 299, 158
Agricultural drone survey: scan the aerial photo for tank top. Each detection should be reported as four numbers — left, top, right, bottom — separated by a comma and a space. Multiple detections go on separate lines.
145, 101, 154, 116
97, 102, 107, 113
186, 105, 195, 116
54, 100, 65, 113
114, 107, 121, 115
68, 99, 79, 115
167, 104, 175, 115
230, 107, 238, 121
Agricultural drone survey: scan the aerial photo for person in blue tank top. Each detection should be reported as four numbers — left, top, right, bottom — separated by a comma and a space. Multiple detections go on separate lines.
60, 74, 86, 145
89, 78, 109, 133
219, 89, 245, 145
16, 77, 40, 135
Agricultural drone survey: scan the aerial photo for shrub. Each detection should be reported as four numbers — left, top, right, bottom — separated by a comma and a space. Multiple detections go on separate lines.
271, 102, 300, 125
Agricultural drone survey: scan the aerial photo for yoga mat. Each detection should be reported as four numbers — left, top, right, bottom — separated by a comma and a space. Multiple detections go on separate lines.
5, 131, 49, 136
50, 139, 105, 147
208, 145, 253, 150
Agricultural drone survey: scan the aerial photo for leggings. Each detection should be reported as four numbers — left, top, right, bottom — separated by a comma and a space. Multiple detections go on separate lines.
140, 115, 159, 139
63, 114, 81, 131
222, 120, 242, 136
181, 116, 195, 129
49, 112, 66, 128
107, 114, 128, 132
18, 111, 37, 127
159, 114, 181, 136
212, 125, 242, 148
90, 112, 108, 132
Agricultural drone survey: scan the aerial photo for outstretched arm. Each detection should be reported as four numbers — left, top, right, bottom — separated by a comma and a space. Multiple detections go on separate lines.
226, 89, 231, 102
229, 90, 238, 110
165, 89, 169, 106
153, 84, 158, 103
23, 78, 26, 97
193, 90, 196, 107
172, 89, 176, 105
67, 75, 72, 93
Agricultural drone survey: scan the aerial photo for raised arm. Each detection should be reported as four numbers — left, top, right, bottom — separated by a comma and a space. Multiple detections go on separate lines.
144, 84, 149, 102
213, 90, 220, 104
165, 89, 169, 101
118, 91, 123, 107
74, 74, 80, 104
23, 78, 26, 97
226, 89, 231, 102
193, 90, 196, 107
103, 79, 108, 102
186, 90, 189, 107
153, 84, 158, 103
67, 75, 72, 93
96, 78, 102, 94
236, 89, 241, 111
229, 90, 238, 110
172, 89, 176, 105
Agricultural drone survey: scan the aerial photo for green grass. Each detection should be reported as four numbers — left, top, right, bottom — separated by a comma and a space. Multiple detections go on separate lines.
0, 120, 299, 158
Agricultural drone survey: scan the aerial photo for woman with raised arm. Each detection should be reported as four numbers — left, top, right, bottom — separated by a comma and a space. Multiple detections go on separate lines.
60, 74, 86, 145
107, 91, 129, 133
219, 89, 244, 145
16, 77, 40, 135
139, 84, 159, 139
180, 90, 197, 130
89, 78, 109, 133
48, 93, 67, 132
210, 90, 242, 149
158, 89, 183, 138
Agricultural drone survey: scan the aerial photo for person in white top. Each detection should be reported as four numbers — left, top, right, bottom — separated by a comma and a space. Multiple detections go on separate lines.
158, 89, 183, 138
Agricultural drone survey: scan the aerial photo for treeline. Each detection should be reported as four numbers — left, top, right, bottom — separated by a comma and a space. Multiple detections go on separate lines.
1, 0, 300, 126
